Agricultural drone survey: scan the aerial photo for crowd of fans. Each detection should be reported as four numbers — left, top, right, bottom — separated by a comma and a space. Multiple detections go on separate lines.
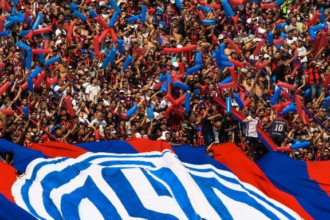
0, 0, 329, 163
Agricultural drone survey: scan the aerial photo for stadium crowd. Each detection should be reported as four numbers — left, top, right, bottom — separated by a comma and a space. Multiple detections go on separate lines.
0, 0, 329, 163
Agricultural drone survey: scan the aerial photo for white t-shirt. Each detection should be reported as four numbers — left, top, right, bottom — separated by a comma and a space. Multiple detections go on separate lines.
85, 84, 101, 103
72, 98, 80, 107
311, 127, 318, 133
146, 95, 151, 102
103, 99, 110, 106
53, 85, 67, 96
286, 37, 297, 45
159, 100, 167, 109
123, 36, 131, 51
90, 119, 107, 135
246, 116, 259, 138
258, 28, 266, 35
297, 46, 308, 63
55, 29, 66, 46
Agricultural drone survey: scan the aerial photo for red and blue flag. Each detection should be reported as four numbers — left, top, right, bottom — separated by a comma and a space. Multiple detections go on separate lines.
0, 139, 329, 219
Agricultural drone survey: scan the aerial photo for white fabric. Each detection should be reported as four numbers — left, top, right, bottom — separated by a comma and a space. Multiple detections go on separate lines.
12, 151, 301, 220
85, 84, 101, 103
246, 116, 259, 138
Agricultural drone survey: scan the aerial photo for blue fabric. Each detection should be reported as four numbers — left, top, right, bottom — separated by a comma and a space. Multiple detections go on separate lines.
0, 194, 36, 220
61, 176, 122, 219
0, 139, 47, 173
257, 152, 330, 220
77, 142, 233, 185
74, 140, 138, 154
21, 158, 70, 220
191, 174, 284, 220
2, 140, 328, 219
12, 145, 301, 220
105, 167, 185, 219
0, 140, 323, 219
40, 159, 90, 220
173, 145, 230, 172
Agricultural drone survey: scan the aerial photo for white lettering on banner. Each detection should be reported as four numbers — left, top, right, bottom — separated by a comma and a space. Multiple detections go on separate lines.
213, 188, 270, 220
12, 150, 302, 220
187, 168, 292, 220
89, 168, 145, 220
50, 170, 88, 217
122, 168, 188, 220
159, 152, 222, 219
79, 198, 105, 220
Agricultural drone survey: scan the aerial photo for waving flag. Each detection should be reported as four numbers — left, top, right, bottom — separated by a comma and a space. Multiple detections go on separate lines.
0, 139, 327, 219
12, 150, 301, 220
257, 152, 330, 219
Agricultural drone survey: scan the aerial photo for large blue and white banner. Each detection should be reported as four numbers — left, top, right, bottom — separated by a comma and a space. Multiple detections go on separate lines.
12, 150, 301, 220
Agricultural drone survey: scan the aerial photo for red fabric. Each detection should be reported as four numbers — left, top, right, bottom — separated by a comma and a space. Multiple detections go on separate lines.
0, 162, 17, 203
307, 161, 330, 197
211, 143, 313, 220
127, 138, 174, 153
29, 141, 87, 158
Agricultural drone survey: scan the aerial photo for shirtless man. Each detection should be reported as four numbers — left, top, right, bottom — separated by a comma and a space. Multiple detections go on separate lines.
243, 77, 254, 93
147, 31, 159, 51
53, 58, 68, 79
170, 18, 182, 44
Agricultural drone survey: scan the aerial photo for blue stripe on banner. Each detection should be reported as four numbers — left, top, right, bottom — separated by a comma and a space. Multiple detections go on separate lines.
75, 140, 138, 154
148, 168, 200, 220
191, 168, 295, 219
20, 158, 69, 220
39, 162, 92, 220
83, 151, 171, 164
173, 145, 231, 172
103, 167, 178, 219
189, 174, 233, 219
142, 169, 172, 197
14, 151, 301, 220
187, 166, 296, 220
98, 160, 156, 168
242, 187, 296, 220
191, 174, 282, 220
61, 176, 121, 219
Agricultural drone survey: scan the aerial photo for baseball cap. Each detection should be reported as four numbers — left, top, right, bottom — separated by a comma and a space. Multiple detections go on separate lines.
181, 124, 191, 129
